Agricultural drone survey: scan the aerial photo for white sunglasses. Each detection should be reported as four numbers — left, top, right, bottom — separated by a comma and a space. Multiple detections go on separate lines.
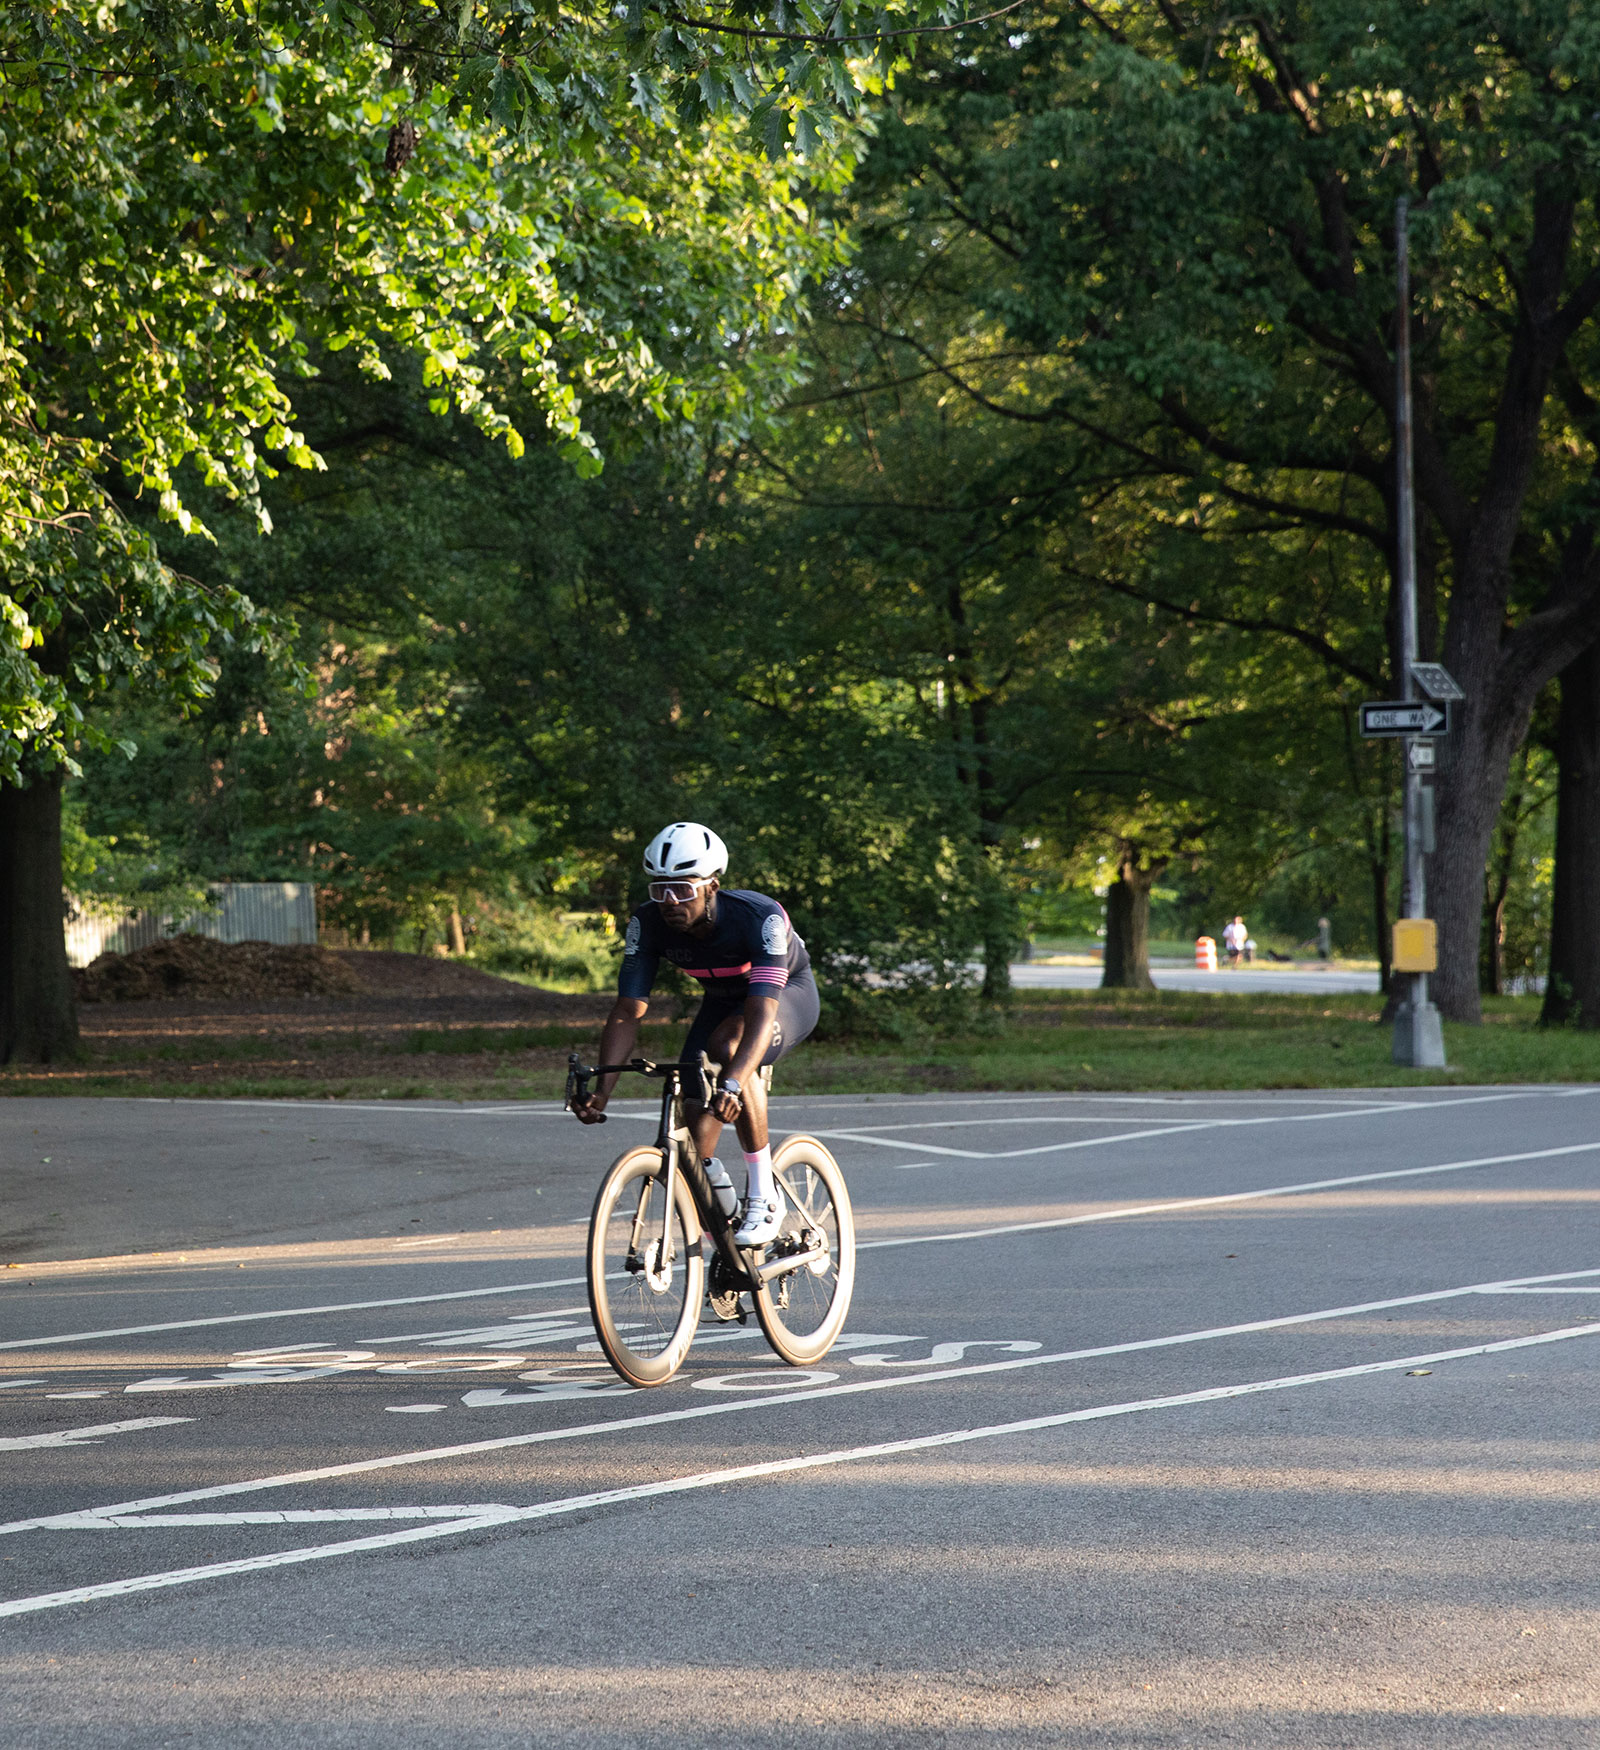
648, 879, 712, 903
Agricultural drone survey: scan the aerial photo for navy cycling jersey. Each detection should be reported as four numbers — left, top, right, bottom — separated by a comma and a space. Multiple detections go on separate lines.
616, 889, 810, 1004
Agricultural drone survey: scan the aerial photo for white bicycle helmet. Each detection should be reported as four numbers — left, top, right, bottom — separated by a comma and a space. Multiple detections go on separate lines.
642, 821, 728, 881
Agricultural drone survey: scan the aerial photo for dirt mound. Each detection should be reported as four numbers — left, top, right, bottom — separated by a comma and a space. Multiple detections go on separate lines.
327, 949, 533, 998
75, 935, 367, 1003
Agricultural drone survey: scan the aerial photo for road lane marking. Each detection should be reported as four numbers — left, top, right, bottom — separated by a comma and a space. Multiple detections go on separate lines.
0, 1276, 590, 1353
1485, 1286, 1600, 1294
816, 1092, 1599, 1160
857, 1139, 1600, 1250
0, 1417, 192, 1452
61, 1507, 507, 1527
112, 1087, 1593, 1120
12, 1127, 1596, 1358
7, 1319, 1597, 1618
13, 1126, 1595, 1356
5, 1261, 1596, 1537
819, 1121, 1216, 1159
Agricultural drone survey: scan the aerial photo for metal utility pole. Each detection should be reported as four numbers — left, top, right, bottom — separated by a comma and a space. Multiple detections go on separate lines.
1391, 196, 1446, 1068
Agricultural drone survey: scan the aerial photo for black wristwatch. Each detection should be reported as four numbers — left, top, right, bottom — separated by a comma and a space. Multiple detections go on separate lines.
718, 1075, 742, 1098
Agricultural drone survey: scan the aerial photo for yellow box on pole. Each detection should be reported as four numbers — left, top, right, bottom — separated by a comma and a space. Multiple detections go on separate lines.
1392, 917, 1437, 972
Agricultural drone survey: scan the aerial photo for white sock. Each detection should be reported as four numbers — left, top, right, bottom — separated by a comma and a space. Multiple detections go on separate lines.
742, 1145, 775, 1205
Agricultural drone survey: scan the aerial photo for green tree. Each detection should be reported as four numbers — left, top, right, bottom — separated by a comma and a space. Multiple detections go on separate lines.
0, 4, 840, 1058
862, 0, 1600, 1022
738, 100, 1404, 995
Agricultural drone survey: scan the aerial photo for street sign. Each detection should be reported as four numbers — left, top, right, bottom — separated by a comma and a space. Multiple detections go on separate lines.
1407, 740, 1436, 771
1360, 700, 1452, 737
1409, 662, 1464, 702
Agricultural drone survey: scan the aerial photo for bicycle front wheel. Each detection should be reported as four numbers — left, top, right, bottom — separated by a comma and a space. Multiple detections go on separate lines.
752, 1134, 855, 1366
587, 1147, 705, 1387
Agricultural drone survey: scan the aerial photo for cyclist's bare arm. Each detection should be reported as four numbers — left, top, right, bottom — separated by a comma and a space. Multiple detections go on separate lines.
572, 997, 648, 1124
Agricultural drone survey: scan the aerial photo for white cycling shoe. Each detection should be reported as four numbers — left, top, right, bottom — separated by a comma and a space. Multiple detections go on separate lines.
733, 1194, 785, 1248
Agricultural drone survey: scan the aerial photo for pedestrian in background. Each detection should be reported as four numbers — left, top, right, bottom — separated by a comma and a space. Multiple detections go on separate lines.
1223, 916, 1247, 968
1317, 916, 1332, 961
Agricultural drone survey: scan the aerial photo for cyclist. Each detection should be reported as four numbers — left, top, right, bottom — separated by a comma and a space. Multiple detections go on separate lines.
570, 821, 818, 1246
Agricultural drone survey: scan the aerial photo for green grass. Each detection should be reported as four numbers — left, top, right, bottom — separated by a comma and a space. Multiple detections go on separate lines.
9, 988, 1597, 1100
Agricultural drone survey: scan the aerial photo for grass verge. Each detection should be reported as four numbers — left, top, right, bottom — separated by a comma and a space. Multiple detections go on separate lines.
5, 987, 1597, 1100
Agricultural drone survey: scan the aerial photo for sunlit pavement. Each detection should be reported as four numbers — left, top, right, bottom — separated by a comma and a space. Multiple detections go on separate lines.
3, 1088, 1598, 1747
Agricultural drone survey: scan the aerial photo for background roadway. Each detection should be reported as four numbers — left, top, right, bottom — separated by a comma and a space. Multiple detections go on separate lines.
1011, 963, 1381, 994
1, 1087, 1596, 1747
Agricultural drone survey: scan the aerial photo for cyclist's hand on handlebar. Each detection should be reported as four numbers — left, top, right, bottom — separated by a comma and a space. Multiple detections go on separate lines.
571, 1092, 609, 1125
709, 1088, 742, 1123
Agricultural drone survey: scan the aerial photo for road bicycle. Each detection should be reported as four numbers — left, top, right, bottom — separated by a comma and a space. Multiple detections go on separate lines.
565, 1052, 855, 1388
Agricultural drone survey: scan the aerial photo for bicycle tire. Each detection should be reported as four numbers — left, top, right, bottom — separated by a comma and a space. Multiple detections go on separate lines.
587, 1145, 705, 1387
751, 1134, 855, 1366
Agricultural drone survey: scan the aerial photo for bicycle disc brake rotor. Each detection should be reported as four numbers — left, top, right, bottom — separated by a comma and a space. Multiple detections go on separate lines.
639, 1237, 674, 1295
801, 1224, 832, 1276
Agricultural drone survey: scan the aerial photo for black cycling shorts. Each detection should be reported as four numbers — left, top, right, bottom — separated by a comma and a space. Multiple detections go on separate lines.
681, 968, 820, 1072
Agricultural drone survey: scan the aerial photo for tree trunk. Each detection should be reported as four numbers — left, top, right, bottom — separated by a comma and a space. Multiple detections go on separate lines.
1101, 853, 1157, 991
1429, 656, 1542, 1023
1480, 744, 1531, 998
1484, 885, 1507, 997
449, 905, 467, 956
0, 767, 79, 1064
980, 934, 1011, 1001
1543, 641, 1600, 1026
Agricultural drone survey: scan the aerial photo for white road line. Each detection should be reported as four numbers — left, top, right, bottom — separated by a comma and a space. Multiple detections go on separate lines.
159, 1087, 1578, 1118
6, 1319, 1597, 1619
857, 1139, 1600, 1251
815, 1088, 1594, 1160
0, 1276, 589, 1353
5, 1261, 1596, 1538
61, 1507, 506, 1528
817, 1120, 1214, 1159
11, 1132, 1598, 1355
127, 1098, 576, 1117
0, 1417, 191, 1453
1487, 1286, 1600, 1294
358, 1306, 590, 1345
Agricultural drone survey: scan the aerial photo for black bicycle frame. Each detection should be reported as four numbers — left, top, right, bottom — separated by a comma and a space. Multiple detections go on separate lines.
566, 1052, 757, 1288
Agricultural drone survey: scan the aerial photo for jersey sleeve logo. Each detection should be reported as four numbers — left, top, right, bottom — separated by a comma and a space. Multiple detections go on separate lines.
624, 916, 642, 956
761, 913, 789, 956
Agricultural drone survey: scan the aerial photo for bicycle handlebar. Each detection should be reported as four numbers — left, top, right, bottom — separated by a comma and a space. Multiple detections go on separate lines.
564, 1051, 718, 1118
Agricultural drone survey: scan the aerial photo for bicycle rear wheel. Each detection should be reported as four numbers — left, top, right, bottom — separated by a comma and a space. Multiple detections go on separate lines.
587, 1146, 705, 1387
752, 1134, 855, 1366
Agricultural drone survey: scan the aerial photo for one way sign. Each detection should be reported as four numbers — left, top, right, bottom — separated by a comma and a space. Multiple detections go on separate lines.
1359, 700, 1452, 738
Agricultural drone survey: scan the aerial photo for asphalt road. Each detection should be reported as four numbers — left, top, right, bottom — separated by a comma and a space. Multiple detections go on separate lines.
1011, 962, 1382, 994
2, 1087, 1598, 1747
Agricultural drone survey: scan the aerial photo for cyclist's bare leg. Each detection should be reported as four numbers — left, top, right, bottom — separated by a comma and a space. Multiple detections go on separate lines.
686, 1013, 769, 1161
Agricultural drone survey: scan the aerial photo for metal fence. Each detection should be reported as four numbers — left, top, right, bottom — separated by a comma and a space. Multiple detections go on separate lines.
65, 883, 318, 968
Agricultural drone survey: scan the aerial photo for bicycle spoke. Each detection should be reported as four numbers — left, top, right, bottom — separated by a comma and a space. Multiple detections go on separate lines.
588, 1149, 702, 1383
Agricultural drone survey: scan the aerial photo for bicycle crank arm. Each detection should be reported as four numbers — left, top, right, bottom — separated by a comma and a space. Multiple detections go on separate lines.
751, 1244, 828, 1284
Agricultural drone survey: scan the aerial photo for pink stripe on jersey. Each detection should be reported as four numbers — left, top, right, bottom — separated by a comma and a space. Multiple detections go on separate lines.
748, 967, 789, 988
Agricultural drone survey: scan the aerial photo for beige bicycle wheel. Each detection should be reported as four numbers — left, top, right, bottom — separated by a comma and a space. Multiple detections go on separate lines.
751, 1134, 855, 1366
587, 1146, 704, 1387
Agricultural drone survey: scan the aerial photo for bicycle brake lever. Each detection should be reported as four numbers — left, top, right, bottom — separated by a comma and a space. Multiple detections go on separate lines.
563, 1053, 593, 1114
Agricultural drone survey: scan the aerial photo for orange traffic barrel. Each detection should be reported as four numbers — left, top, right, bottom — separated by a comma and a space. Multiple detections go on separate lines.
1195, 936, 1218, 972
